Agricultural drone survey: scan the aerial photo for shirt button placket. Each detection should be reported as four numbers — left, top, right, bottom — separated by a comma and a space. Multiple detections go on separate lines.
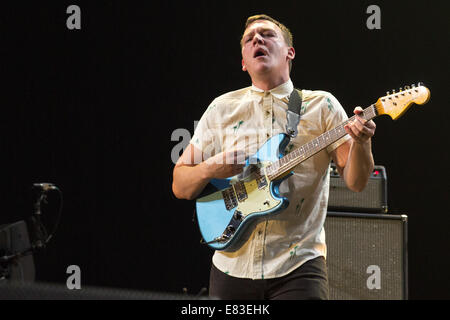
253, 228, 264, 279
263, 94, 272, 140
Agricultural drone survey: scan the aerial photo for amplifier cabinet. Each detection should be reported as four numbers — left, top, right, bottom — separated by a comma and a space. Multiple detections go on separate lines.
328, 164, 388, 213
324, 212, 408, 300
0, 220, 35, 282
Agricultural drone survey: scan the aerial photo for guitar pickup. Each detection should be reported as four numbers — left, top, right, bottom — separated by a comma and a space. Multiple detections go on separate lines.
222, 188, 238, 210
233, 181, 248, 202
257, 175, 268, 189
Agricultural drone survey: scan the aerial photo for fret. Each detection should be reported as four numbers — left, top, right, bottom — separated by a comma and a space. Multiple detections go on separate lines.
330, 127, 337, 140
269, 163, 276, 172
287, 152, 294, 162
313, 140, 320, 149
318, 135, 324, 147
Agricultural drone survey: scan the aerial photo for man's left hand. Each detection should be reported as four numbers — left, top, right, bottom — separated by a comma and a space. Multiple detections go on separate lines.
344, 107, 376, 144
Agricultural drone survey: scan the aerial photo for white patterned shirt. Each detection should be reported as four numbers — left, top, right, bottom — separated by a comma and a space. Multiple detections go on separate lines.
191, 79, 351, 279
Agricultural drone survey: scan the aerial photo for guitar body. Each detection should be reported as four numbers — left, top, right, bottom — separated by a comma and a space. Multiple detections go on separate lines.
196, 133, 292, 251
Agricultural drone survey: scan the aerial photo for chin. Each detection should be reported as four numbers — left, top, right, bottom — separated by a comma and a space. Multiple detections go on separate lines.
251, 63, 272, 74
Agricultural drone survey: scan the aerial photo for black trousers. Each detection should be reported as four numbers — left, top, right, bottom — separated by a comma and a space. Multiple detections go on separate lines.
209, 256, 329, 300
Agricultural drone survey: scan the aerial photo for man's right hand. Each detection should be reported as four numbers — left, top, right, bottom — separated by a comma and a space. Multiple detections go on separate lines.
203, 150, 246, 179
172, 145, 246, 200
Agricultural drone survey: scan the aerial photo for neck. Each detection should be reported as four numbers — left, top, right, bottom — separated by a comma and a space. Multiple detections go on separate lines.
251, 72, 289, 91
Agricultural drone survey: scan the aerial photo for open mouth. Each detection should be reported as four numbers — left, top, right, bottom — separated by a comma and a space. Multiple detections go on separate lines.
254, 48, 268, 58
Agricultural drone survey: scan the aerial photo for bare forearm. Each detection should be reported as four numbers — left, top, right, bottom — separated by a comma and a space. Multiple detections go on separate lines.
172, 163, 211, 200
172, 162, 214, 200
172, 145, 245, 201
343, 139, 374, 192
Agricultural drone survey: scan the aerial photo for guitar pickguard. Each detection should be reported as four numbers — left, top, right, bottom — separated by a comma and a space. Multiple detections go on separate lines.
232, 167, 281, 217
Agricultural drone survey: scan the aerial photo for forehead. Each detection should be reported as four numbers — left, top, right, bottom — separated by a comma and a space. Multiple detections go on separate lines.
243, 20, 282, 37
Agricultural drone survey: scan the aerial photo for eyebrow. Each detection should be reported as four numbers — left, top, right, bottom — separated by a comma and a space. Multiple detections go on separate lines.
242, 27, 276, 41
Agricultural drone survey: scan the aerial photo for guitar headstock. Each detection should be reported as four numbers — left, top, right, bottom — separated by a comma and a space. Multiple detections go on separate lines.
375, 83, 430, 120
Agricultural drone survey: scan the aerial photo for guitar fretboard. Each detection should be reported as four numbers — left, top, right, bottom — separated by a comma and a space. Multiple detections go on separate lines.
265, 104, 378, 180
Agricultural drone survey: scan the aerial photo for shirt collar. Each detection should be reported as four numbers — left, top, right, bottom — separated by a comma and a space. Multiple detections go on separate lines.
251, 79, 294, 99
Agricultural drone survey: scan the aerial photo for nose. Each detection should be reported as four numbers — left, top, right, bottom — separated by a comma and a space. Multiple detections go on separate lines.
252, 33, 264, 45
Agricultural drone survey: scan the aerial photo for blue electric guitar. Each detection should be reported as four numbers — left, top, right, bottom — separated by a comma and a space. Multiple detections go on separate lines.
196, 83, 430, 251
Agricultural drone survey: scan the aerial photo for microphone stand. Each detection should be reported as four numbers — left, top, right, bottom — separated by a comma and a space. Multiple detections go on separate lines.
30, 190, 49, 250
0, 183, 61, 282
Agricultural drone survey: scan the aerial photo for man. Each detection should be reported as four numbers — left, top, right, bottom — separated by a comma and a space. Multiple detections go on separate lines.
172, 14, 375, 299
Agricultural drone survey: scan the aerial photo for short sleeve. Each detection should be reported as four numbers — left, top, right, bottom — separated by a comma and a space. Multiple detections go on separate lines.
190, 100, 221, 159
323, 93, 352, 153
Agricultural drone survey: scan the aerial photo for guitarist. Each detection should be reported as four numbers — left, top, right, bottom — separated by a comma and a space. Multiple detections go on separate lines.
172, 14, 376, 300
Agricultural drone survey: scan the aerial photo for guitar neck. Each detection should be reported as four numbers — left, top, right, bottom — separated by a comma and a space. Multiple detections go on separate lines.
266, 104, 378, 180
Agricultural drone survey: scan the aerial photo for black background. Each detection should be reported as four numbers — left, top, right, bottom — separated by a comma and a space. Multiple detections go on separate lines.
1, 1, 449, 299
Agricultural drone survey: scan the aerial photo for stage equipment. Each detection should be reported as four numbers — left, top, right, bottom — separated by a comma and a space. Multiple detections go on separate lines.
328, 163, 388, 213
0, 183, 63, 283
0, 220, 35, 282
324, 211, 408, 300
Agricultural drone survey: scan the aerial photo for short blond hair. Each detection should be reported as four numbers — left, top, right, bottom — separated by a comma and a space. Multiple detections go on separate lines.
241, 14, 293, 48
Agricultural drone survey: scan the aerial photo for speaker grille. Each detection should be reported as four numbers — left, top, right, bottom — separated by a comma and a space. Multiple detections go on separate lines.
325, 212, 407, 300
328, 165, 387, 213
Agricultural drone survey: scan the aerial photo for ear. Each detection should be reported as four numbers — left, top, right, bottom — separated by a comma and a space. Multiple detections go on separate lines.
241, 59, 247, 72
287, 47, 295, 61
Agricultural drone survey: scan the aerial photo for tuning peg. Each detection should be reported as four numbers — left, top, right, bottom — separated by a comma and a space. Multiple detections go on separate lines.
399, 87, 403, 92
386, 91, 390, 95
404, 85, 410, 90
411, 84, 416, 88
392, 89, 396, 94
418, 82, 424, 87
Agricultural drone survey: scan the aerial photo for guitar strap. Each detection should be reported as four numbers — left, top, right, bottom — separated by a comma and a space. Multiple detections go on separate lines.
285, 88, 303, 138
